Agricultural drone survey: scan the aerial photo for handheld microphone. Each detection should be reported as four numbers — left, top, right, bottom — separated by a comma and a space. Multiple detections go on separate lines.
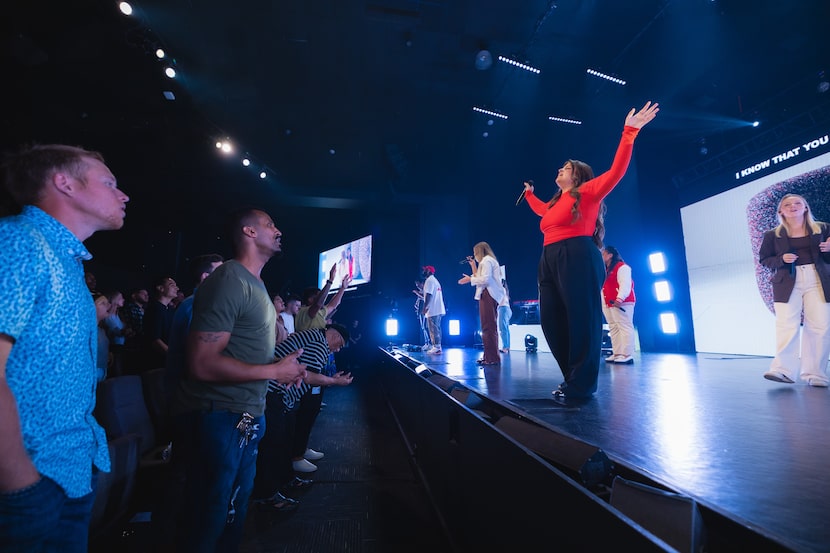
459, 256, 473, 265
516, 180, 533, 206
789, 249, 796, 277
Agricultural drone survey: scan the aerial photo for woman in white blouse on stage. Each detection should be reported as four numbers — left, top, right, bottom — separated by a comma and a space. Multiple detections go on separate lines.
459, 242, 505, 366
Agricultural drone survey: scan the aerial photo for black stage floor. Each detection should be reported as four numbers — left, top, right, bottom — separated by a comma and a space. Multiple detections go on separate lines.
404, 346, 829, 553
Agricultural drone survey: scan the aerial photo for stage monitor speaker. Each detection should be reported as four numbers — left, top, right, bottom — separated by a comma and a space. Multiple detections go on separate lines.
450, 387, 485, 411
610, 476, 706, 553
494, 416, 613, 488
426, 373, 459, 393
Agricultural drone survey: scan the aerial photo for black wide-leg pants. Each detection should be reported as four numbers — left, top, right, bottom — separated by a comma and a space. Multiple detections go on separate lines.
537, 236, 605, 397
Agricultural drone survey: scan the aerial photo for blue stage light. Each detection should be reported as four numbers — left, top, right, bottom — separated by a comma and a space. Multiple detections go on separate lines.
654, 280, 672, 302
659, 313, 678, 334
648, 252, 667, 274
385, 318, 399, 337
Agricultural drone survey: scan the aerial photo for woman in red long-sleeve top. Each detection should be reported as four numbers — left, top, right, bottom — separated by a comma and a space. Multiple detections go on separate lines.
522, 101, 659, 404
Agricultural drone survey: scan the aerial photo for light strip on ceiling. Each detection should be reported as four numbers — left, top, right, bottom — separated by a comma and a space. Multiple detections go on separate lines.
586, 68, 626, 86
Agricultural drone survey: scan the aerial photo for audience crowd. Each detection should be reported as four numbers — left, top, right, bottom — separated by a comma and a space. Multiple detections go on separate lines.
0, 144, 364, 553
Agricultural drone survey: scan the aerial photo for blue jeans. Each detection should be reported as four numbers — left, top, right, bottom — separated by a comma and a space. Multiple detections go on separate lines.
498, 305, 512, 350
178, 410, 264, 553
0, 474, 96, 553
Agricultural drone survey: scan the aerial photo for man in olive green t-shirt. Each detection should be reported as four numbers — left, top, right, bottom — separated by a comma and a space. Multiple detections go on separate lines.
176, 208, 306, 552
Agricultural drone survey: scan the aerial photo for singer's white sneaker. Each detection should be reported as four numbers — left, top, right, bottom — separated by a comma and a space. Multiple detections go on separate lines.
604, 354, 616, 363
613, 355, 634, 364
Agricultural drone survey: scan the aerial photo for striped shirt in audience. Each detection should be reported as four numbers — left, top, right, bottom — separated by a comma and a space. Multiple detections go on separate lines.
267, 328, 330, 410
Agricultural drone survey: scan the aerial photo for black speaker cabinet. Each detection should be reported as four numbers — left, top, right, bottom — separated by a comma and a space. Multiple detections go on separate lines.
494, 416, 613, 488
610, 476, 706, 553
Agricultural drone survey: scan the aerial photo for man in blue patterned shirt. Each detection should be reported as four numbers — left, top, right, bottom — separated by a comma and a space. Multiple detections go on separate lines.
0, 144, 129, 552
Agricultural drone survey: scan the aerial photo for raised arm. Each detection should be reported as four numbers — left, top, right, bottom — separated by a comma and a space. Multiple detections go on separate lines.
624, 101, 659, 129
588, 101, 662, 199
324, 274, 352, 314
308, 264, 337, 319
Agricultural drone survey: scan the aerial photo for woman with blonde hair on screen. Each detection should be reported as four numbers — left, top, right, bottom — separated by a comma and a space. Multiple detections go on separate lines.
759, 193, 830, 386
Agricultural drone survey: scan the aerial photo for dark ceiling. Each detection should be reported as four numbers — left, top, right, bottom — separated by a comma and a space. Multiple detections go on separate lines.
3, 0, 829, 290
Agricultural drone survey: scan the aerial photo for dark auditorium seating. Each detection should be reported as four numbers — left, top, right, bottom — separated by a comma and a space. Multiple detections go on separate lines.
89, 433, 140, 540
95, 375, 168, 464
92, 373, 173, 547
140, 367, 172, 445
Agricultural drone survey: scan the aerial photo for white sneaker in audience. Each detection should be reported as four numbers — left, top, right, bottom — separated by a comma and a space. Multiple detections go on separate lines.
304, 448, 325, 461
292, 459, 318, 473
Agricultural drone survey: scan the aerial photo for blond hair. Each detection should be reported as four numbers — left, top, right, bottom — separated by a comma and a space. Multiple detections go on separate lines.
473, 242, 498, 275
774, 194, 823, 237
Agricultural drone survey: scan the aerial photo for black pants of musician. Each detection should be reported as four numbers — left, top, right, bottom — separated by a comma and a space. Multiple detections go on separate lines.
537, 236, 605, 398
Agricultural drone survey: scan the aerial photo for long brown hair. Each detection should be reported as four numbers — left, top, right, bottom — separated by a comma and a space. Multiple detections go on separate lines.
547, 159, 606, 248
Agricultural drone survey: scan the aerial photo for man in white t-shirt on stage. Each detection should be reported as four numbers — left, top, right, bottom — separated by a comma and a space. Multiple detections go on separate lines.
420, 265, 446, 354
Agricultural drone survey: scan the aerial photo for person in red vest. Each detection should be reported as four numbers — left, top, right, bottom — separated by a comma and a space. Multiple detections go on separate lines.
601, 246, 636, 364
